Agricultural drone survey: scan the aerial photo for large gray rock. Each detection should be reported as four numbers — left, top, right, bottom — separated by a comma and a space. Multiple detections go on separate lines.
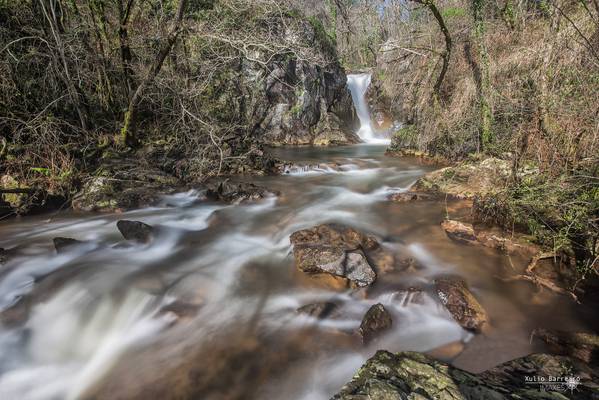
332, 350, 599, 399
290, 224, 397, 288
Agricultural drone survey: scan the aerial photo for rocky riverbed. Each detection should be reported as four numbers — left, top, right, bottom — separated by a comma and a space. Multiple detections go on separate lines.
0, 145, 597, 400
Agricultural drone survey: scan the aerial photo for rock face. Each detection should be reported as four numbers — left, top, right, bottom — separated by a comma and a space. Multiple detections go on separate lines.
117, 220, 154, 243
290, 224, 396, 288
434, 277, 488, 332
240, 19, 360, 146
358, 303, 392, 345
205, 180, 275, 204
332, 350, 599, 399
206, 17, 359, 147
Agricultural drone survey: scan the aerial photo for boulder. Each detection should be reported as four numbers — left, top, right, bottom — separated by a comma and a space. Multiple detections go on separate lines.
291, 223, 396, 274
358, 303, 393, 345
332, 350, 599, 399
441, 219, 477, 243
53, 237, 86, 254
434, 277, 488, 332
296, 302, 338, 319
345, 251, 377, 287
117, 220, 154, 243
205, 180, 275, 204
72, 164, 180, 212
290, 224, 395, 288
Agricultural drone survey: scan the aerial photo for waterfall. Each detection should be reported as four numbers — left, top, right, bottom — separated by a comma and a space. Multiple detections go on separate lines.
346, 73, 390, 144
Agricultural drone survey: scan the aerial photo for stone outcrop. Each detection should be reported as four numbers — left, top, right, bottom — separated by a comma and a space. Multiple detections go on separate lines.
207, 17, 359, 147
290, 224, 397, 288
332, 350, 599, 399
434, 277, 488, 332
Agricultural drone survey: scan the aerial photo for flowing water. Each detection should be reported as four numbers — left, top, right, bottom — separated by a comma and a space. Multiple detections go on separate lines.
0, 146, 592, 400
0, 82, 594, 399
346, 73, 391, 144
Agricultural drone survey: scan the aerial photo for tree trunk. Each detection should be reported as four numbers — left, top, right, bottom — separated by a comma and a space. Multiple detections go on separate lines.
412, 1, 452, 101
39, 0, 89, 130
471, 0, 493, 151
117, 0, 135, 97
120, 0, 187, 148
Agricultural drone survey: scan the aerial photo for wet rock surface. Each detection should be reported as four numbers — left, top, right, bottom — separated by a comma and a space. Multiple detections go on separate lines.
53, 237, 87, 253
358, 303, 392, 345
290, 224, 397, 287
387, 191, 434, 203
297, 302, 339, 319
332, 350, 599, 399
205, 180, 275, 204
434, 277, 488, 332
441, 219, 538, 258
117, 220, 154, 243
441, 219, 477, 243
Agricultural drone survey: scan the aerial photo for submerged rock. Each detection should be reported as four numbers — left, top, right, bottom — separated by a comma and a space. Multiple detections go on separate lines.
117, 220, 154, 243
434, 277, 488, 332
332, 350, 599, 399
441, 219, 538, 258
297, 302, 339, 319
441, 219, 477, 244
533, 329, 599, 366
358, 303, 392, 345
290, 224, 395, 288
387, 191, 434, 203
53, 237, 86, 253
205, 180, 275, 204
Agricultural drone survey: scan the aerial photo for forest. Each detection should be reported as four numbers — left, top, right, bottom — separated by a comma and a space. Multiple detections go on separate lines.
0, 0, 598, 399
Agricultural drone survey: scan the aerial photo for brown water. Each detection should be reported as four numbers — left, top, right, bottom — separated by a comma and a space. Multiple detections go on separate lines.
0, 145, 591, 400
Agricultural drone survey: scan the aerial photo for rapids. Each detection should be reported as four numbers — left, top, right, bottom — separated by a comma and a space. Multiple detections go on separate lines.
0, 145, 592, 400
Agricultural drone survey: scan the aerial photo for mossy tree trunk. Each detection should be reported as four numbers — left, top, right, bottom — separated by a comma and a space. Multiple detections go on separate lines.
471, 0, 493, 152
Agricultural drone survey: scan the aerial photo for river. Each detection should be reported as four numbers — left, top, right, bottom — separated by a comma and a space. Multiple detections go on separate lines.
0, 76, 593, 400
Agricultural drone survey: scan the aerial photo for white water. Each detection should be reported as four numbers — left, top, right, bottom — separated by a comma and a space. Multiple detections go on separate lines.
346, 73, 391, 145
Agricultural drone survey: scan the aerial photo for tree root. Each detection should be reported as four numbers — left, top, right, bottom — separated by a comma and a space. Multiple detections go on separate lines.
496, 251, 579, 303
